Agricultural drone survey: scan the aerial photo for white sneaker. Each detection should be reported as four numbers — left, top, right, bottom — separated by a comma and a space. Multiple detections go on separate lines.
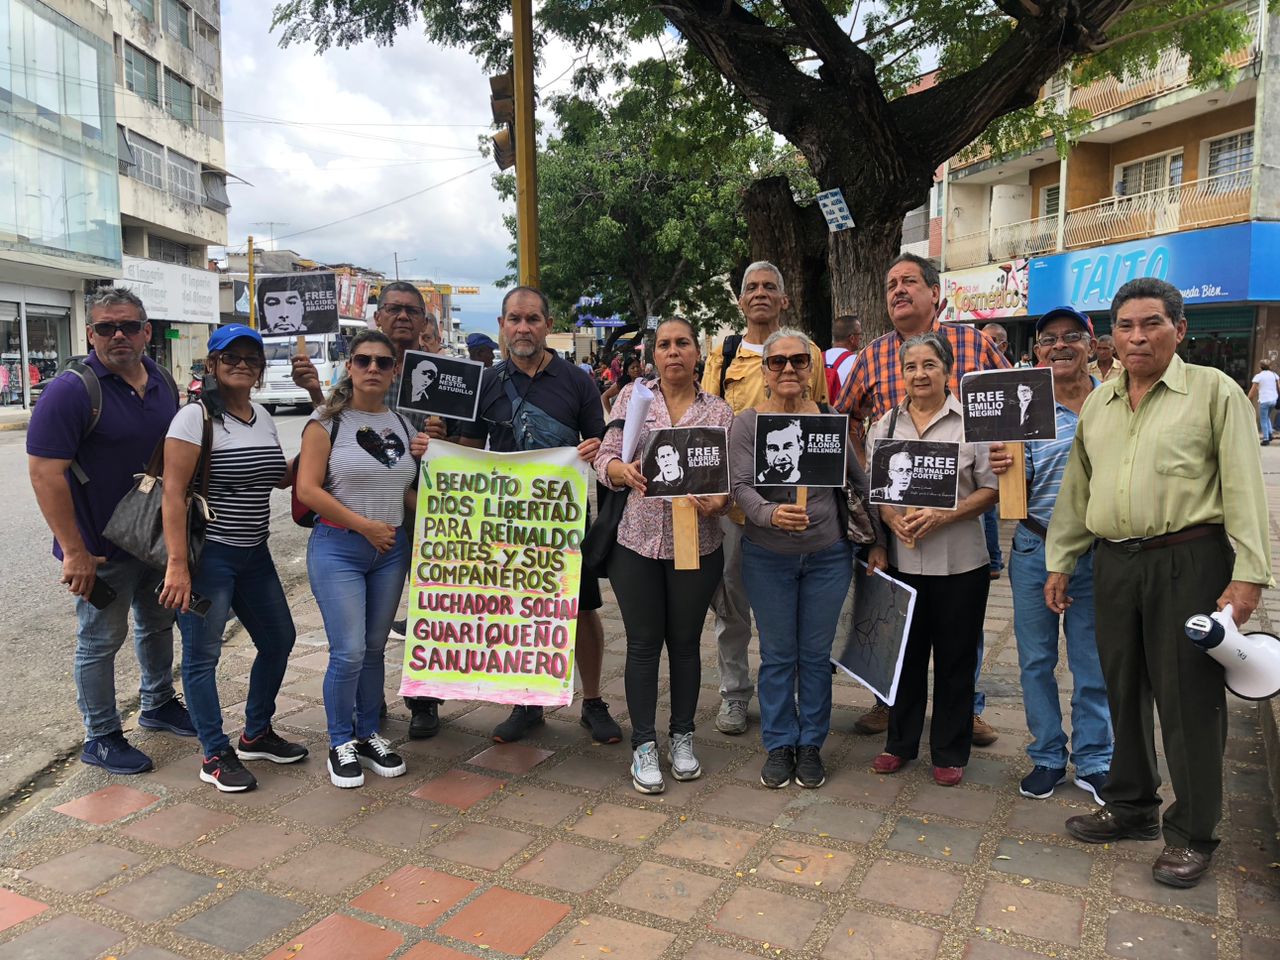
668, 732, 702, 781
328, 741, 364, 788
631, 741, 665, 794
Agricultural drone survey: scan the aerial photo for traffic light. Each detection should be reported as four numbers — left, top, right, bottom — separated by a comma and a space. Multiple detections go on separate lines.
490, 71, 516, 171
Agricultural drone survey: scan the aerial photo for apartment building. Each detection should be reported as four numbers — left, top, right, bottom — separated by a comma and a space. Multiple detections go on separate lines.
939, 3, 1276, 382
110, 0, 224, 383
0, 0, 120, 407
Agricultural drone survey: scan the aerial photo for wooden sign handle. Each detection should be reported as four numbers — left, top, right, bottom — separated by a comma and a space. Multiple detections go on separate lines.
795, 486, 808, 510
295, 334, 307, 358
672, 497, 700, 570
999, 441, 1028, 520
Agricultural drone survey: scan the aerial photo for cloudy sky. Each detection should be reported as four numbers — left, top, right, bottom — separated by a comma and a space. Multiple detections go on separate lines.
217, 1, 521, 335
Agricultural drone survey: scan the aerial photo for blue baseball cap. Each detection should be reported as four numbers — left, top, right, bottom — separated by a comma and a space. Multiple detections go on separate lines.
1034, 306, 1095, 337
467, 332, 499, 350
208, 323, 263, 351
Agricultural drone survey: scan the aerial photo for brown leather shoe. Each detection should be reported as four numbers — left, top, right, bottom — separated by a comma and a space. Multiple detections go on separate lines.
972, 714, 999, 746
1152, 845, 1211, 888
1065, 807, 1161, 844
854, 703, 890, 735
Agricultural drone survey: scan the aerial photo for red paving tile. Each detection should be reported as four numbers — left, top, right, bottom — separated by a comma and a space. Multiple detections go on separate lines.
438, 887, 571, 955
469, 742, 554, 774
399, 944, 477, 960
349, 865, 478, 926
0, 887, 47, 932
410, 768, 506, 810
52, 784, 159, 825
260, 913, 403, 960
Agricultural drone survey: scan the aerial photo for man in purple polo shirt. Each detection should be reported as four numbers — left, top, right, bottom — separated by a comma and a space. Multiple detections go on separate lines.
28, 287, 194, 775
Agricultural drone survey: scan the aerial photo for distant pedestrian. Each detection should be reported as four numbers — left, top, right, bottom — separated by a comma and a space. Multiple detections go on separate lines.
27, 287, 193, 775
823, 313, 862, 397
1087, 334, 1123, 382
1248, 359, 1279, 445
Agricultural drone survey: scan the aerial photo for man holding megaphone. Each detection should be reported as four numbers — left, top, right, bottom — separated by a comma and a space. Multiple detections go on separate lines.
1043, 278, 1272, 889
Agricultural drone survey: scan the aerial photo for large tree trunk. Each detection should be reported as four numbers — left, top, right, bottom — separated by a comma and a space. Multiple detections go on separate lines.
828, 218, 904, 342
741, 176, 832, 346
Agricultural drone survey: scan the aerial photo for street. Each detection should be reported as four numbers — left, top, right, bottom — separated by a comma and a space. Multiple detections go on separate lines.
0, 409, 313, 803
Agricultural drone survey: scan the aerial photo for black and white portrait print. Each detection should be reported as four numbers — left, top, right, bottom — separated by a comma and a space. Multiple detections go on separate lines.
753, 413, 848, 488
395, 350, 485, 422
256, 272, 340, 337
868, 439, 961, 510
959, 368, 1057, 443
641, 426, 730, 498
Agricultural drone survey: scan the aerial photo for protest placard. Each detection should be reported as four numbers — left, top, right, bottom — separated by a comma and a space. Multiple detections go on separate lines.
868, 439, 961, 510
396, 350, 484, 422
959, 367, 1056, 443
753, 413, 848, 487
833, 560, 917, 704
641, 426, 730, 499
398, 440, 589, 706
256, 271, 340, 337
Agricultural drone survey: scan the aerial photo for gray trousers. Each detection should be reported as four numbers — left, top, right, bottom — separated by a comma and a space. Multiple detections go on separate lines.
711, 518, 755, 702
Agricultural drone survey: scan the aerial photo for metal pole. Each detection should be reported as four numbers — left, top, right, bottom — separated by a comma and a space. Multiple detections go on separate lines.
513, 0, 539, 286
247, 234, 257, 329
394, 252, 400, 281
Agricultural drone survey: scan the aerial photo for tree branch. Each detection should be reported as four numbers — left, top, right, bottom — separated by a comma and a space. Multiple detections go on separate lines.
1089, 0, 1238, 52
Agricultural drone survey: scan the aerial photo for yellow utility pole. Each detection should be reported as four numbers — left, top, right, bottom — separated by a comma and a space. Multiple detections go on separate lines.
247, 234, 257, 329
512, 0, 539, 287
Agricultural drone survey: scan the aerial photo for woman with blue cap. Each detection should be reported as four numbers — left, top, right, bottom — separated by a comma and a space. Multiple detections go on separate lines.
159, 324, 308, 792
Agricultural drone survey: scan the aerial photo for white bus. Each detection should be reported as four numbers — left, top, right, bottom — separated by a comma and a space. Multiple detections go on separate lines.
253, 318, 369, 412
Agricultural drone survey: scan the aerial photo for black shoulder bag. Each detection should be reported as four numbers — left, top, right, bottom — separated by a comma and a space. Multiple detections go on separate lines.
581, 417, 628, 576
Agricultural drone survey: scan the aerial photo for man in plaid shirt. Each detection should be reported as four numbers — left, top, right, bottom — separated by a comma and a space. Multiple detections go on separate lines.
835, 253, 1009, 743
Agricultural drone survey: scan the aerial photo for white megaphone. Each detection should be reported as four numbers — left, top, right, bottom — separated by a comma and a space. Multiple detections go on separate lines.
1183, 605, 1280, 701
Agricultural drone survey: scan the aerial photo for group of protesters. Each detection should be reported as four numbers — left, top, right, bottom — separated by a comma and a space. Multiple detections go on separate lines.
28, 246, 1270, 890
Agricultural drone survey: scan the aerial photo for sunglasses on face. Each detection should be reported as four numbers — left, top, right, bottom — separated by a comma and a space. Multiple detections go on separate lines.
92, 321, 144, 338
764, 353, 812, 372
1036, 331, 1088, 348
351, 353, 396, 372
217, 353, 263, 370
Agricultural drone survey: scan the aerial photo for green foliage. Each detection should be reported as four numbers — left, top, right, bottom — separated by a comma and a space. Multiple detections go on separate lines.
490, 57, 777, 334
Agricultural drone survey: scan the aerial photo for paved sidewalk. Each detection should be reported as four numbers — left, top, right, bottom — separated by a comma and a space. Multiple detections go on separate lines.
1, 530, 1278, 959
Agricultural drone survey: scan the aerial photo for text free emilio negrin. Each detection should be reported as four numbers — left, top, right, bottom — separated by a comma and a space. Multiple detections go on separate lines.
967, 390, 1006, 416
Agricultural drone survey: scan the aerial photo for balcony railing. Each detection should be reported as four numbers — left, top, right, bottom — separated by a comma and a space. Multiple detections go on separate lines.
945, 231, 991, 270
990, 214, 1058, 262
1063, 169, 1253, 248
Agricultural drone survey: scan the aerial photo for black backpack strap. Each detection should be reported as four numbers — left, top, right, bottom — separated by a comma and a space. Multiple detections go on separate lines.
65, 361, 102, 486
718, 334, 742, 398
888, 404, 901, 439
156, 364, 179, 406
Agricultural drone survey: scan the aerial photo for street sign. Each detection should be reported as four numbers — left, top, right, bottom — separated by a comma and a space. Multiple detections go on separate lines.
816, 188, 855, 233
455, 286, 480, 295
646, 315, 659, 330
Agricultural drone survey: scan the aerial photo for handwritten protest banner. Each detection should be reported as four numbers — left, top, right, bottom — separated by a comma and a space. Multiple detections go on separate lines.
398, 440, 589, 706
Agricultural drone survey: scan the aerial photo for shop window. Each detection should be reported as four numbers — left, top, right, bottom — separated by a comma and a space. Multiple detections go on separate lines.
1041, 184, 1060, 219
123, 43, 159, 106
129, 130, 165, 189
166, 149, 199, 203
164, 70, 193, 126
163, 0, 191, 48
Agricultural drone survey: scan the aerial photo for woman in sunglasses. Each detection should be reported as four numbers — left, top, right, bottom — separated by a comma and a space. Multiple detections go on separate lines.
730, 329, 885, 791
866, 332, 996, 787
296, 330, 427, 788
160, 324, 308, 793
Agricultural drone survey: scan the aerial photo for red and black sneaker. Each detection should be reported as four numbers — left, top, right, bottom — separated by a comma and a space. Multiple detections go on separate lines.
236, 726, 308, 765
200, 746, 258, 793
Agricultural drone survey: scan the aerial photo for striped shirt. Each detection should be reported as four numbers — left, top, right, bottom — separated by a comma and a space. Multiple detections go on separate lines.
835, 321, 1010, 422
167, 402, 287, 548
1024, 379, 1100, 527
310, 408, 417, 525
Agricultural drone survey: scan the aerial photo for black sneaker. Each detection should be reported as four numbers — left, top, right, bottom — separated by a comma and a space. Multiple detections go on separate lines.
580, 698, 622, 744
493, 705, 544, 743
355, 734, 407, 777
328, 741, 364, 788
236, 726, 308, 764
138, 695, 197, 737
80, 731, 153, 775
795, 745, 826, 789
388, 618, 408, 640
1019, 765, 1067, 799
408, 700, 440, 739
761, 746, 795, 789
200, 747, 257, 793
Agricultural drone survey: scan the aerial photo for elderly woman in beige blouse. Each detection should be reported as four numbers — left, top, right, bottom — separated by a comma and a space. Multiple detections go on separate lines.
867, 331, 997, 787
593, 317, 733, 795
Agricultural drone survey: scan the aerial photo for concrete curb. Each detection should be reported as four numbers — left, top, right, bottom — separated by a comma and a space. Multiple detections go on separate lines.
0, 419, 29, 432
1262, 697, 1280, 826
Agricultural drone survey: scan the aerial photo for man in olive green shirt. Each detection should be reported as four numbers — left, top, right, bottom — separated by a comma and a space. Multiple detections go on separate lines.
1044, 278, 1271, 889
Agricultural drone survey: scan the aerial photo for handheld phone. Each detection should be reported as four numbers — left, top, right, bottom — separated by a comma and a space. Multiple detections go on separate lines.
87, 577, 117, 610
155, 581, 213, 617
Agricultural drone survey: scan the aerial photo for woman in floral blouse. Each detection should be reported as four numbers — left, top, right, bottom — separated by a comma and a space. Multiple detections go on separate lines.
594, 317, 733, 795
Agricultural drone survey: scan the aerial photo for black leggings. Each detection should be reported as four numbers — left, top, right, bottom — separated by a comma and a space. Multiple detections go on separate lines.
609, 544, 724, 749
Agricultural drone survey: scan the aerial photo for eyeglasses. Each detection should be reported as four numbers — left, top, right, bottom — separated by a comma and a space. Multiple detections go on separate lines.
1036, 331, 1088, 348
380, 303, 425, 319
92, 320, 144, 338
764, 353, 812, 372
217, 353, 264, 370
351, 353, 396, 372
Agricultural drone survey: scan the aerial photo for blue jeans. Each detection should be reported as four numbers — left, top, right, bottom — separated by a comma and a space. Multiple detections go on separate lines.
982, 506, 1003, 571
1260, 401, 1275, 442
741, 537, 853, 751
307, 524, 409, 748
179, 541, 296, 757
75, 554, 176, 739
1009, 526, 1111, 775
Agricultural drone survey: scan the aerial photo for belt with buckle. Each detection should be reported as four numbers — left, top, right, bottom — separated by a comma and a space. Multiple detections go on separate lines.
1104, 523, 1223, 553
1020, 517, 1049, 540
